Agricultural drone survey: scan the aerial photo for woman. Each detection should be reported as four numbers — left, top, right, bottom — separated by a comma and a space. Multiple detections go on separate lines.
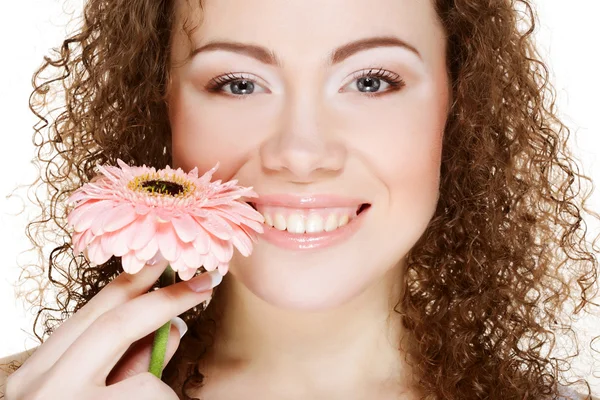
2, 0, 599, 399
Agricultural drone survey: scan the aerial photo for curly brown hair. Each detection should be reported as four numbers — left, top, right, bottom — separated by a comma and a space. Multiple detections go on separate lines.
4, 0, 600, 399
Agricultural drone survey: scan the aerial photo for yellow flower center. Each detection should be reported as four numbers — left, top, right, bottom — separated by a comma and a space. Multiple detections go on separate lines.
128, 172, 195, 197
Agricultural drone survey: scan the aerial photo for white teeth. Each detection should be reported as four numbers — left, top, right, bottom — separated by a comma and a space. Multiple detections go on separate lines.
305, 214, 324, 233
258, 204, 364, 233
287, 214, 305, 233
274, 214, 287, 230
264, 212, 274, 227
338, 215, 349, 227
268, 212, 353, 233
324, 214, 338, 232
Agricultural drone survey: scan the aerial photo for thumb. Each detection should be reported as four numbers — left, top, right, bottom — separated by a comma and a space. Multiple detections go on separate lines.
106, 317, 188, 385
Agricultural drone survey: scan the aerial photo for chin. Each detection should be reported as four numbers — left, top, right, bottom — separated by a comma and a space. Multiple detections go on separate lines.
225, 242, 399, 312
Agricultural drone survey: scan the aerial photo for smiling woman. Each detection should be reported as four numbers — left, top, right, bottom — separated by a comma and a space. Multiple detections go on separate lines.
2, 0, 600, 399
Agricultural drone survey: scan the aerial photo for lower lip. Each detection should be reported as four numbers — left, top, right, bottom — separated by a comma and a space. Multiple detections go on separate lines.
259, 206, 370, 251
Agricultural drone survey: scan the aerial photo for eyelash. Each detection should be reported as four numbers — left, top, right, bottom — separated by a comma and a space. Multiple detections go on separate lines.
204, 67, 406, 99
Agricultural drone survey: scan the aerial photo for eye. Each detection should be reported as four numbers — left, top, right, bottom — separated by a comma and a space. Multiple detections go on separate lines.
342, 67, 406, 97
205, 72, 268, 98
204, 68, 406, 99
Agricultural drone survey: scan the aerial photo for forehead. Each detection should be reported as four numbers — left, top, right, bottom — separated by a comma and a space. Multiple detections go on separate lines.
171, 0, 446, 68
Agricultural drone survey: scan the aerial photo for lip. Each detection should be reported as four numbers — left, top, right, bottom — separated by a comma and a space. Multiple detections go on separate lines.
250, 194, 369, 209
257, 204, 371, 251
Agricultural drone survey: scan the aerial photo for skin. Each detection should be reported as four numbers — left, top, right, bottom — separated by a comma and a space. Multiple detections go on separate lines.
167, 0, 451, 397
3, 259, 217, 399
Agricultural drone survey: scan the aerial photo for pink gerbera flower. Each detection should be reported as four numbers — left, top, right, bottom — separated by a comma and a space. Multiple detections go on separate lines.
66, 159, 264, 280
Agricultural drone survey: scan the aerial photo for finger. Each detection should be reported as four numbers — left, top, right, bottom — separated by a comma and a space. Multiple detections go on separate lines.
52, 270, 221, 385
105, 322, 181, 385
103, 372, 179, 400
23, 258, 169, 377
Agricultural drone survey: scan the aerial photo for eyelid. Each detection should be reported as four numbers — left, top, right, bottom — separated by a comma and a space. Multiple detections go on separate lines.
341, 67, 402, 87
205, 72, 271, 93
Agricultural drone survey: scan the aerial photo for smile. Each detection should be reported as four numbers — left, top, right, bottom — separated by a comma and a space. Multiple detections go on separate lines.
248, 194, 371, 250
250, 203, 370, 234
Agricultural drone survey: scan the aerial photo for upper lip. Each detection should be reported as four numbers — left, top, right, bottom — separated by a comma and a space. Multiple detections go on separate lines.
246, 194, 370, 209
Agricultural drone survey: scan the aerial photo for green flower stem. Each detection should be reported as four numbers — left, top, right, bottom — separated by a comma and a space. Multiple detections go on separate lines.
148, 264, 176, 379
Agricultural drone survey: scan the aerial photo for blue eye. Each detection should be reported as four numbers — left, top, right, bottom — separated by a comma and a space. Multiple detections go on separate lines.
343, 68, 406, 97
205, 67, 405, 98
205, 73, 267, 97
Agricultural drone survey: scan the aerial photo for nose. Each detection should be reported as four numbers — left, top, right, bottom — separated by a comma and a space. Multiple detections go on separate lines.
259, 95, 346, 183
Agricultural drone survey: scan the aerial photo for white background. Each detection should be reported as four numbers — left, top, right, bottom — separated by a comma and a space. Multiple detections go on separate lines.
1, 0, 599, 391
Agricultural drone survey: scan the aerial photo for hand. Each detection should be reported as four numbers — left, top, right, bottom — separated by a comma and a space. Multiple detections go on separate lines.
5, 259, 221, 400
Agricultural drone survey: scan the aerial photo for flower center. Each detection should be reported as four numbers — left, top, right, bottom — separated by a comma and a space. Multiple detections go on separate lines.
139, 179, 185, 196
127, 171, 196, 198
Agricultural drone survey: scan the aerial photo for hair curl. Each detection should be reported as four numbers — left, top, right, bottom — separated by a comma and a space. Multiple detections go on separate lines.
4, 0, 600, 399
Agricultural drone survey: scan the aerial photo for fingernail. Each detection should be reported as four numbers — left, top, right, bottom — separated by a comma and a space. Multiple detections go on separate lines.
170, 316, 188, 338
186, 270, 223, 293
146, 253, 167, 267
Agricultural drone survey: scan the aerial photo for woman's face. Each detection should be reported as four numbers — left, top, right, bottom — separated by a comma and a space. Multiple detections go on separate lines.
167, 0, 450, 310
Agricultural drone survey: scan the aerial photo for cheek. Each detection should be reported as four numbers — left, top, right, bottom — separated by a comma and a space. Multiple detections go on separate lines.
169, 84, 275, 180
344, 92, 446, 202
340, 82, 447, 250
384, 111, 443, 223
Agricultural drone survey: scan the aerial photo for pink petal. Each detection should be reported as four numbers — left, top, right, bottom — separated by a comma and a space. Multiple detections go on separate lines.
112, 219, 140, 256
72, 231, 83, 252
228, 201, 265, 221
171, 213, 201, 243
199, 213, 233, 240
146, 252, 167, 267
156, 223, 181, 262
102, 203, 138, 233
68, 200, 99, 227
134, 202, 151, 215
129, 213, 157, 250
100, 222, 135, 257
202, 252, 218, 272
192, 225, 210, 254
73, 200, 114, 232
218, 263, 229, 275
73, 229, 94, 255
170, 256, 187, 272
100, 231, 118, 255
87, 239, 112, 265
181, 243, 202, 269
197, 162, 219, 184
154, 207, 174, 223
135, 236, 159, 262
67, 190, 87, 204
178, 267, 198, 281
240, 222, 260, 241
189, 208, 209, 218
231, 232, 253, 257
121, 251, 146, 274
91, 206, 113, 236
211, 237, 234, 264
247, 220, 265, 234
212, 209, 242, 225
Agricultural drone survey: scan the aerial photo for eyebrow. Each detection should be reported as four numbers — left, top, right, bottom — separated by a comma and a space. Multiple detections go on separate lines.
190, 35, 422, 67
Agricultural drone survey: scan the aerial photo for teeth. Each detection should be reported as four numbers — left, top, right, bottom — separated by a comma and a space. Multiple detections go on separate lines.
263, 212, 274, 227
287, 214, 305, 234
266, 212, 355, 233
274, 214, 287, 230
338, 215, 349, 227
256, 204, 368, 234
324, 214, 338, 232
305, 214, 324, 233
